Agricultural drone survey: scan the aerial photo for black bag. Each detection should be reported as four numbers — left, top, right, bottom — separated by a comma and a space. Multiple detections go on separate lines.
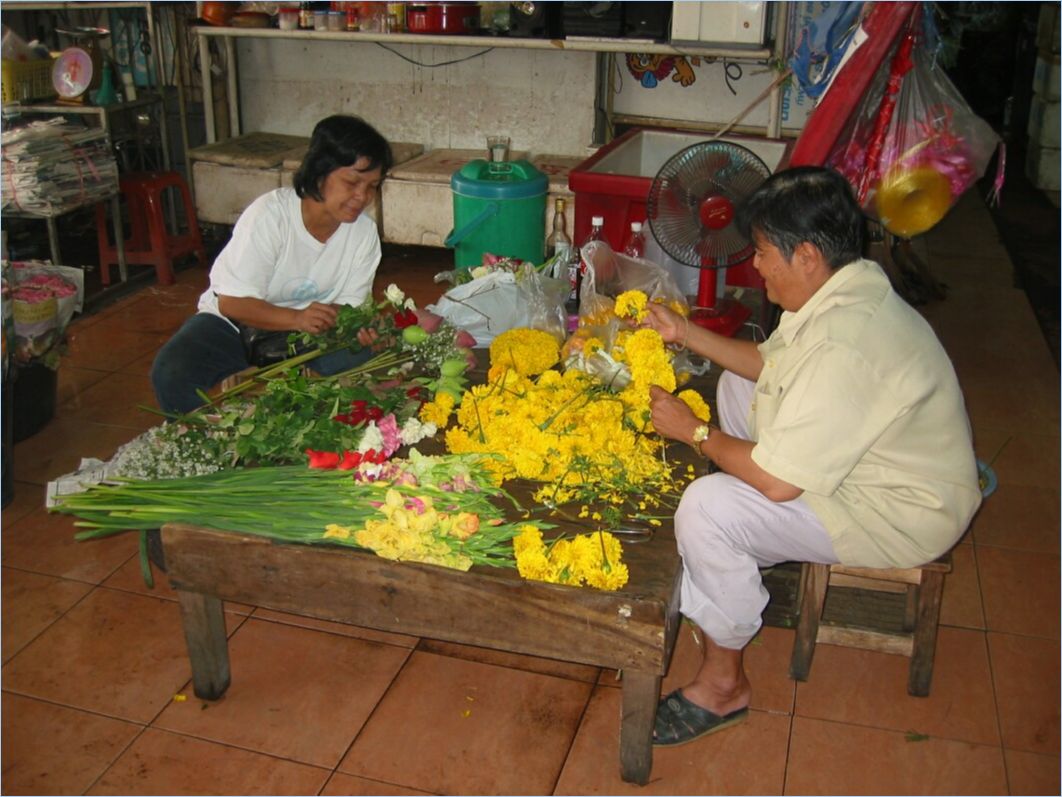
237, 324, 310, 367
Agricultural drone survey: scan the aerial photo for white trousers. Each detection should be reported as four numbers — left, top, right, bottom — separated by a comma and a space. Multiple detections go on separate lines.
676, 370, 839, 649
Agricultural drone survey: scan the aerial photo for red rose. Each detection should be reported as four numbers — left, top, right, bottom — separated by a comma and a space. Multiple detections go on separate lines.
393, 308, 418, 329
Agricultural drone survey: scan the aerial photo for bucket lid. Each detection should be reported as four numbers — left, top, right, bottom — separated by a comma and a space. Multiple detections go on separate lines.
451, 159, 548, 199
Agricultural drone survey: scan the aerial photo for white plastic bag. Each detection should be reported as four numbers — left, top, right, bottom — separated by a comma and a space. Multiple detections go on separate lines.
426, 267, 569, 347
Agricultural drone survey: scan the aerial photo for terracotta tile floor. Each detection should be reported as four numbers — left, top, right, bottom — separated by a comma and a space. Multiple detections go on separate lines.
3, 193, 1060, 795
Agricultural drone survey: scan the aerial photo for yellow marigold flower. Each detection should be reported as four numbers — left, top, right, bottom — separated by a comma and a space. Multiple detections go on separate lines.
614, 290, 649, 323
585, 560, 629, 590
419, 392, 456, 427
583, 336, 604, 356
489, 328, 561, 376
677, 389, 711, 423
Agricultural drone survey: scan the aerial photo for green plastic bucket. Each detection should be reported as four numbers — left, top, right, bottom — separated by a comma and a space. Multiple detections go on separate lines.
445, 159, 548, 269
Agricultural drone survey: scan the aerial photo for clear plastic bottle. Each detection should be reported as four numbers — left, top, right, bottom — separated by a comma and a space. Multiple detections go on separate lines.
623, 221, 646, 258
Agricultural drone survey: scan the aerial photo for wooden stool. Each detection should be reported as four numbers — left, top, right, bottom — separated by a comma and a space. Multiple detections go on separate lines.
96, 171, 206, 286
789, 551, 952, 697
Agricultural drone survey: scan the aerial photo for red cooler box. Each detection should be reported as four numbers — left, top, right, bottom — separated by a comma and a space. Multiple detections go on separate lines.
568, 128, 792, 294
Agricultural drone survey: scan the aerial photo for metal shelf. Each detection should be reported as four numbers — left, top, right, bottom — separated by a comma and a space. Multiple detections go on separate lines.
192, 25, 774, 60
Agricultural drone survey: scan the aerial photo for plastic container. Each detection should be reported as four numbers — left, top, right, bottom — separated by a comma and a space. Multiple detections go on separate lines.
278, 7, 300, 30
12, 361, 57, 443
445, 159, 548, 270
1, 57, 57, 103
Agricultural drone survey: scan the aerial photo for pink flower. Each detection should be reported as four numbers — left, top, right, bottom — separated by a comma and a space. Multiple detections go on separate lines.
377, 413, 402, 456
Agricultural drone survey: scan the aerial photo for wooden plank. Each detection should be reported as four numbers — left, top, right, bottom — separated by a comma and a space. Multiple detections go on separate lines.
816, 625, 914, 657
162, 524, 682, 673
828, 572, 911, 593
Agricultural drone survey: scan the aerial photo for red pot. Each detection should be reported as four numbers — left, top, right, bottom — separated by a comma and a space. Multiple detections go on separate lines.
406, 3, 479, 35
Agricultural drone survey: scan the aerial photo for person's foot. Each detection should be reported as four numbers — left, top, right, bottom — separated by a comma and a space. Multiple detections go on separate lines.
679, 675, 751, 718
652, 690, 749, 747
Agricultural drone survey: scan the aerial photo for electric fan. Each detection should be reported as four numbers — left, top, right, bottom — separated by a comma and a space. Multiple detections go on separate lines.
647, 141, 771, 336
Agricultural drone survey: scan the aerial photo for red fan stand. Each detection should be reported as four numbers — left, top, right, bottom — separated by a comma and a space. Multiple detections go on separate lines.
689, 194, 752, 336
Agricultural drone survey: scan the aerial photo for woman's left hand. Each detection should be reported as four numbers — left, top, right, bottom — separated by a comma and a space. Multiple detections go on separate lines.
356, 327, 379, 348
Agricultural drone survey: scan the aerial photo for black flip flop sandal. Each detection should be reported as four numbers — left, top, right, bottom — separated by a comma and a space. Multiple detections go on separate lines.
652, 689, 749, 747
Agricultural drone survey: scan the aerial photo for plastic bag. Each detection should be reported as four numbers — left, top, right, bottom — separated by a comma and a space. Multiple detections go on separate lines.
827, 33, 1001, 239
7, 261, 84, 365
426, 263, 569, 347
563, 240, 694, 383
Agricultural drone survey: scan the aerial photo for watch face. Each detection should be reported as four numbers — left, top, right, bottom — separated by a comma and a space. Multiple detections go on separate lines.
53, 47, 94, 99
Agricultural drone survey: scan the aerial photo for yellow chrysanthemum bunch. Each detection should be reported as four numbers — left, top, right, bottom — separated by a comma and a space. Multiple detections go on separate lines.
614, 290, 648, 323
324, 488, 477, 571
513, 525, 629, 590
444, 364, 672, 500
612, 327, 677, 431
489, 328, 560, 376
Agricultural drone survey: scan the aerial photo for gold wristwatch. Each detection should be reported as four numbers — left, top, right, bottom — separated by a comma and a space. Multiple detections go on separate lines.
690, 424, 711, 456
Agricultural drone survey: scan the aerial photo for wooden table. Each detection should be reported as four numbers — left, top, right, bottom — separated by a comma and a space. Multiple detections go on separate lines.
160, 512, 683, 784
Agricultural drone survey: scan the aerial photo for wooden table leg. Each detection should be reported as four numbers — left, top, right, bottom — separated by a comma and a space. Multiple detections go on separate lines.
176, 590, 230, 700
619, 669, 660, 785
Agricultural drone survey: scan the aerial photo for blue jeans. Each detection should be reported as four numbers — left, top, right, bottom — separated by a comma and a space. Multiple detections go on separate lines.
151, 313, 373, 415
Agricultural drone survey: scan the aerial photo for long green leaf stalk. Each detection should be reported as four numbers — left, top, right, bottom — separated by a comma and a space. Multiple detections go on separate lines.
54, 465, 542, 568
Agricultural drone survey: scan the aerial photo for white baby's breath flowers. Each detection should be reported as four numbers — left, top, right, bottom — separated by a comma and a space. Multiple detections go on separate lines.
110, 425, 228, 480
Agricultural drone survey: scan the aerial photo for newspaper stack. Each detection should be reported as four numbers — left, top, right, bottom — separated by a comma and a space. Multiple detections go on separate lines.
1, 117, 119, 216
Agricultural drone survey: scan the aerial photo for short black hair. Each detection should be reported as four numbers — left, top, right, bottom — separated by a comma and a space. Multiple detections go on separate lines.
293, 115, 393, 201
736, 166, 866, 269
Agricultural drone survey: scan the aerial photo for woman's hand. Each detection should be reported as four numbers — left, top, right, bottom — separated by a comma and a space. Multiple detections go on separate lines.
643, 302, 687, 348
357, 326, 380, 348
649, 384, 702, 445
294, 302, 338, 335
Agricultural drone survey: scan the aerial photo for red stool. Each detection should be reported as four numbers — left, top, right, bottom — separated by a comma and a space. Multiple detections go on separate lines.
96, 171, 206, 286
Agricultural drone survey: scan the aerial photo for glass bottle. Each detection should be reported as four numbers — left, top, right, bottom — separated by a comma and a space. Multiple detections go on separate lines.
623, 221, 646, 258
566, 215, 604, 322
546, 198, 572, 275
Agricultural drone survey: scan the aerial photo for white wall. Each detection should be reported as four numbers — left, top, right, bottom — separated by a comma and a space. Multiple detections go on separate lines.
235, 38, 598, 156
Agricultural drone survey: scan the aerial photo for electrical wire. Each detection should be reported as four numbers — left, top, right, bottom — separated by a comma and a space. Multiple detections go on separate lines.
723, 58, 743, 95
374, 42, 494, 68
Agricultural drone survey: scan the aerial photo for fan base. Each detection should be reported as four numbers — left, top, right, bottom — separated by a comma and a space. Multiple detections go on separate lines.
690, 299, 751, 338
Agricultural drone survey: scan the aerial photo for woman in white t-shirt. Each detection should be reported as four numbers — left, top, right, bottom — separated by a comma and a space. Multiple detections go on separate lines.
151, 115, 393, 414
